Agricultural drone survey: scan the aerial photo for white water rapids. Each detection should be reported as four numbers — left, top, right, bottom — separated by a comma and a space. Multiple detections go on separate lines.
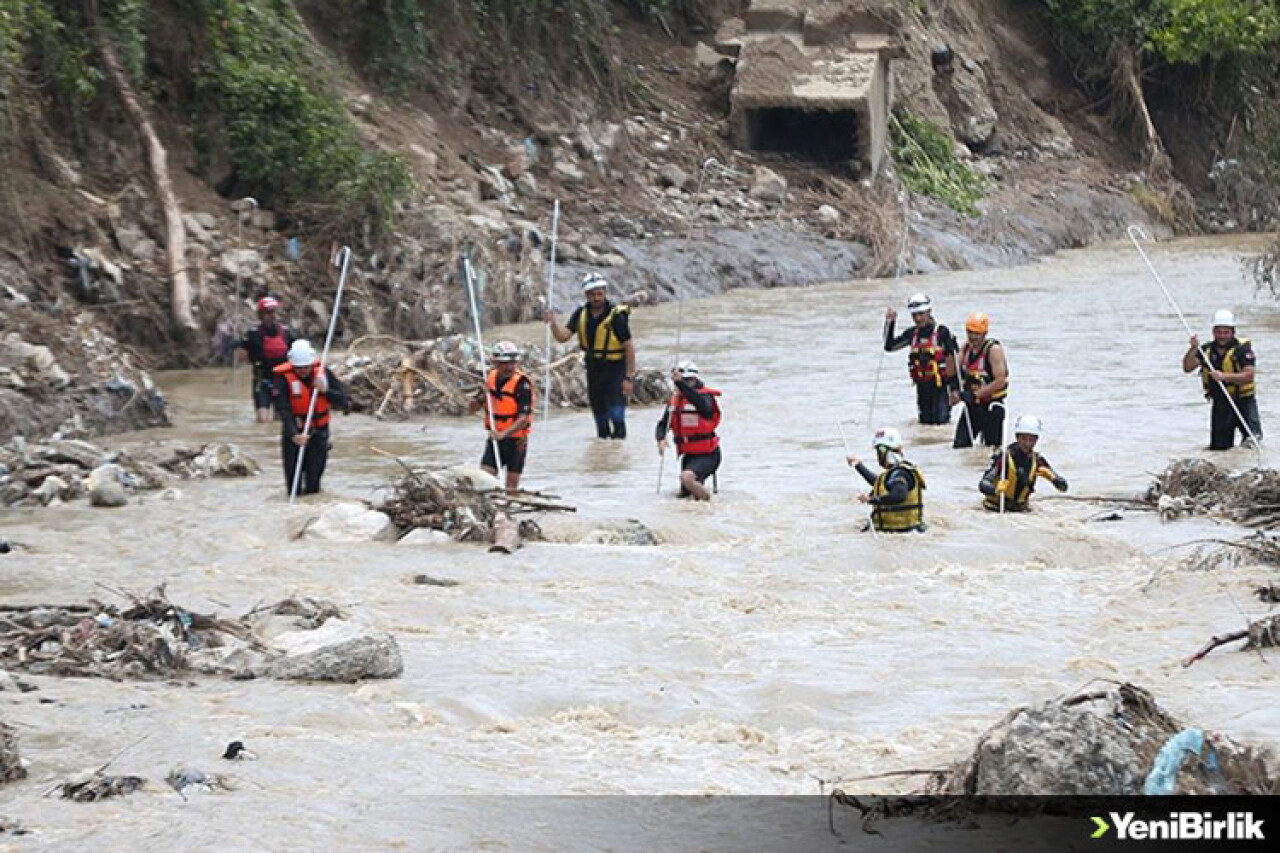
1, 235, 1277, 848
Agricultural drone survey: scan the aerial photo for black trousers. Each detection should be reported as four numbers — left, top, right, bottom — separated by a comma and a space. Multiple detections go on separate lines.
281, 426, 330, 495
586, 360, 627, 439
1210, 395, 1263, 450
915, 382, 951, 425
954, 400, 1005, 448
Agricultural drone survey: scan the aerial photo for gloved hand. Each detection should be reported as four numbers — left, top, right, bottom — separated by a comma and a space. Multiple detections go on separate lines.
996, 479, 1009, 494
1053, 476, 1068, 492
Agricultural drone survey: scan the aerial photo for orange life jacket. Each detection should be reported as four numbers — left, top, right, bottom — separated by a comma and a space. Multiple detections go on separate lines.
486, 369, 533, 439
909, 325, 952, 387
274, 362, 331, 429
670, 386, 721, 455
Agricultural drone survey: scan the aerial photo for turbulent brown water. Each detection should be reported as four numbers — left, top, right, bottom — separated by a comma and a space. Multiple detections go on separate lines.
2, 236, 1277, 847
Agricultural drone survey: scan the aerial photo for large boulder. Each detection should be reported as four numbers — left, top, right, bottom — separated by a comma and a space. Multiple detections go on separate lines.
936, 59, 998, 148
194, 443, 259, 478
268, 619, 403, 681
87, 464, 128, 508
304, 503, 397, 542
748, 167, 787, 204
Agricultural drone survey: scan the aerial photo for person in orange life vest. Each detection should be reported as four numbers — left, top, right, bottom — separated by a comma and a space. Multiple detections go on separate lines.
468, 341, 534, 493
949, 311, 1009, 448
272, 339, 348, 495
655, 360, 721, 501
237, 296, 296, 423
1182, 309, 1263, 450
883, 293, 960, 425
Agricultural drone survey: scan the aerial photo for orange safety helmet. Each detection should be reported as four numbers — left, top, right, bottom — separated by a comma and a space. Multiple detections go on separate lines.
965, 311, 989, 334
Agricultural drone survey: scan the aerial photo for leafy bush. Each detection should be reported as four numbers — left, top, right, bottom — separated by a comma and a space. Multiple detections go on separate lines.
889, 112, 987, 215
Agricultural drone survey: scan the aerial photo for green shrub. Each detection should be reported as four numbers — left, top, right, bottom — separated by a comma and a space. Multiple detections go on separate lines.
889, 113, 987, 215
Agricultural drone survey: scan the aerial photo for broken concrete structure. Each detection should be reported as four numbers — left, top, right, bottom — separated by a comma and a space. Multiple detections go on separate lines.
717, 1, 904, 177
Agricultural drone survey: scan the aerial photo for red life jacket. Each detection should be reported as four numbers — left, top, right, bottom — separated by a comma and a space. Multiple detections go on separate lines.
260, 324, 290, 365
908, 325, 951, 386
273, 362, 330, 429
485, 369, 533, 439
670, 386, 721, 455
960, 338, 1007, 401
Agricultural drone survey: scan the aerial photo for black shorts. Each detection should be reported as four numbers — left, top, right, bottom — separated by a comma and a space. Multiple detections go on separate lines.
481, 437, 528, 474
680, 447, 721, 483
252, 378, 274, 409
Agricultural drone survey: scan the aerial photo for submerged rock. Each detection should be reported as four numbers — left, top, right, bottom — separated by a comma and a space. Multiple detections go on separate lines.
304, 504, 397, 543
87, 463, 128, 507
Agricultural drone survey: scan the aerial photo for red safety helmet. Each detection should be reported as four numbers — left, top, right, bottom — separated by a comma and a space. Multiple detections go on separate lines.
256, 296, 280, 313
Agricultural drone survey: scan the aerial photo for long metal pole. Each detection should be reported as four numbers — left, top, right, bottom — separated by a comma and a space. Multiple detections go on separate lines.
543, 200, 560, 421
289, 246, 350, 504
1127, 225, 1262, 464
838, 419, 877, 537
463, 255, 503, 480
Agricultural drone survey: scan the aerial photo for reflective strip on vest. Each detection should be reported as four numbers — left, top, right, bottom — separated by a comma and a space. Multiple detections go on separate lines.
1200, 337, 1256, 399
872, 462, 926, 532
486, 369, 533, 438
577, 305, 629, 361
961, 338, 1008, 401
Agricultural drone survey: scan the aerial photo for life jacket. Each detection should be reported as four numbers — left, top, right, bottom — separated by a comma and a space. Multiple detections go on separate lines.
670, 386, 721, 456
485, 368, 534, 439
961, 338, 1008, 401
908, 324, 952, 387
273, 362, 330, 429
983, 446, 1054, 512
578, 303, 630, 361
260, 324, 290, 366
872, 461, 926, 532
1200, 338, 1256, 400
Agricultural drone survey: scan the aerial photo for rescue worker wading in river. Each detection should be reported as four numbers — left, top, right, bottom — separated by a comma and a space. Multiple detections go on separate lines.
469, 341, 534, 493
273, 339, 348, 496
655, 361, 722, 501
884, 293, 959, 425
545, 273, 636, 440
237, 296, 294, 422
1182, 309, 1263, 451
979, 414, 1067, 512
950, 311, 1008, 448
846, 427, 927, 533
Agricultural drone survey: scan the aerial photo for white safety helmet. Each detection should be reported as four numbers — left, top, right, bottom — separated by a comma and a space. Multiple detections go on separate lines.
676, 360, 699, 378
580, 272, 608, 293
1013, 414, 1042, 437
491, 340, 520, 362
872, 427, 904, 452
1212, 309, 1236, 329
287, 339, 316, 368
906, 293, 933, 314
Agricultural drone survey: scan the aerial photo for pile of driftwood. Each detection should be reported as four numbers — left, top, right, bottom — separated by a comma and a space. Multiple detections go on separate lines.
1148, 459, 1280, 528
376, 460, 573, 548
341, 335, 669, 420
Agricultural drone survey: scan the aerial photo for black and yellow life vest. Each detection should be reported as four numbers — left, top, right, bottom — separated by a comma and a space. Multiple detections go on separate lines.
1200, 338, 1256, 400
872, 462, 926, 532
983, 447, 1055, 512
961, 338, 1008, 401
578, 304, 630, 362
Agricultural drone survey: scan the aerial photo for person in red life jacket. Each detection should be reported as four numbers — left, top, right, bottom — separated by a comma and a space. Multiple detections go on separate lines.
237, 296, 295, 423
1182, 309, 1263, 450
468, 341, 534, 493
272, 339, 348, 496
949, 310, 1009, 448
883, 293, 960, 425
655, 360, 722, 501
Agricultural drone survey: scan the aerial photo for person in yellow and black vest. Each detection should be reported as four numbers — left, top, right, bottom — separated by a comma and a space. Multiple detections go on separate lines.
950, 310, 1009, 448
845, 427, 927, 533
273, 339, 348, 496
979, 414, 1067, 512
883, 293, 959, 425
469, 341, 534, 493
655, 361, 721, 501
545, 273, 636, 439
1182, 309, 1263, 450
238, 296, 295, 422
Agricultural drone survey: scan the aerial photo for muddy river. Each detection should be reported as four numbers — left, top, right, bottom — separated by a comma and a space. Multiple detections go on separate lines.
1, 236, 1277, 847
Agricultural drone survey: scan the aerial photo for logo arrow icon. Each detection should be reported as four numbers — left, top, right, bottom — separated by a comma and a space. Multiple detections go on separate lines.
1091, 816, 1111, 838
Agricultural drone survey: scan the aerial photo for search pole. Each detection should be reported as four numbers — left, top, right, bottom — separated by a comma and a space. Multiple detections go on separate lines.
463, 254, 503, 479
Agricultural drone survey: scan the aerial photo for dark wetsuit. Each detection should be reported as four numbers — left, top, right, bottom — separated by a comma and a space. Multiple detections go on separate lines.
240, 324, 295, 409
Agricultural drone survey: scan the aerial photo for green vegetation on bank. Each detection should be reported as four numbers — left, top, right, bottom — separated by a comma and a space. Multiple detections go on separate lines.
889, 112, 987, 215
